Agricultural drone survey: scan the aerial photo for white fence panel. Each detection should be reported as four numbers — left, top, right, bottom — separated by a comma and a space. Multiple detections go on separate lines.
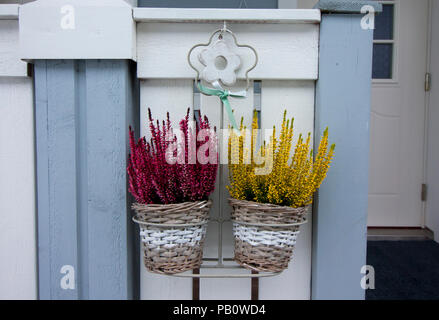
0, 10, 36, 300
137, 22, 319, 80
137, 10, 319, 300
259, 80, 315, 299
139, 79, 194, 300
199, 80, 254, 300
0, 77, 36, 300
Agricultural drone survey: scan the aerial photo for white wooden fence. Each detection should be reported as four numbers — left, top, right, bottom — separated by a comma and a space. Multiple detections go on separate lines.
0, 7, 37, 300
0, 3, 321, 300
135, 8, 320, 300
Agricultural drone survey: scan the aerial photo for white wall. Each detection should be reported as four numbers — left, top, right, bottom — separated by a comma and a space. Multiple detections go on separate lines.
426, 0, 439, 242
0, 17, 37, 299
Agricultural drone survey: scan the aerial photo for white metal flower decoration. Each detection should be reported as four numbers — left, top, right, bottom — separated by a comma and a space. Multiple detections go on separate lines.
187, 24, 258, 130
199, 39, 241, 86
188, 25, 258, 91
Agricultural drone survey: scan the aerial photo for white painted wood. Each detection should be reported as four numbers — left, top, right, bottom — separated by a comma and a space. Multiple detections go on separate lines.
139, 79, 194, 300
259, 80, 314, 299
139, 269, 192, 300
137, 22, 319, 80
0, 77, 37, 299
133, 8, 321, 24
137, 14, 318, 299
200, 266, 251, 300
140, 79, 194, 137
19, 0, 136, 60
261, 81, 315, 143
0, 7, 36, 299
196, 86, 222, 263
199, 81, 253, 300
368, 0, 429, 227
0, 20, 28, 77
220, 80, 254, 266
0, 4, 19, 19
199, 84, 221, 225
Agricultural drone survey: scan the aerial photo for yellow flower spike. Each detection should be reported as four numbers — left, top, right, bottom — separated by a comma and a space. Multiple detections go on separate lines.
227, 110, 335, 207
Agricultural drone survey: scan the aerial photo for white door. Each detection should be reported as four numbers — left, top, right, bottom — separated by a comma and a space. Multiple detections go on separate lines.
368, 0, 429, 227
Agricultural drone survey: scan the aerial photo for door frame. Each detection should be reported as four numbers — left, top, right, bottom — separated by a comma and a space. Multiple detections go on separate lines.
423, 0, 434, 228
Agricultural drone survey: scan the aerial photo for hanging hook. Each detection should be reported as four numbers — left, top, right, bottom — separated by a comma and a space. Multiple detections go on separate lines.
219, 21, 227, 40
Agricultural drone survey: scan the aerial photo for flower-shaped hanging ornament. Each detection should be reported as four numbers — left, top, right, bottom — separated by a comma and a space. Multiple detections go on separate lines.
188, 23, 258, 130
199, 34, 241, 86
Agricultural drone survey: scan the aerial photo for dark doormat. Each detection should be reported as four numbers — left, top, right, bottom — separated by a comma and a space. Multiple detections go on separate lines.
366, 240, 439, 300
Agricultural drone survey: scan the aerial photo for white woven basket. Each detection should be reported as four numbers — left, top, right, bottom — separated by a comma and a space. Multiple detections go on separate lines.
140, 225, 207, 250
132, 200, 211, 274
233, 224, 300, 248
229, 198, 309, 272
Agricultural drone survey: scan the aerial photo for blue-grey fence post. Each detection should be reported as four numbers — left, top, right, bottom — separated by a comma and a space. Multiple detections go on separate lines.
312, 0, 382, 300
34, 60, 139, 299
21, 0, 139, 300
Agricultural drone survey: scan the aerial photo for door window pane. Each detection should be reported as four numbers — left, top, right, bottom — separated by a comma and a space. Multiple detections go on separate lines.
372, 2, 395, 80
374, 4, 394, 40
372, 44, 393, 79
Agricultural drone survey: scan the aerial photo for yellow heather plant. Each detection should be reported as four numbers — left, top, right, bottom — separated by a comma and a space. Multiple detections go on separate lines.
227, 110, 335, 208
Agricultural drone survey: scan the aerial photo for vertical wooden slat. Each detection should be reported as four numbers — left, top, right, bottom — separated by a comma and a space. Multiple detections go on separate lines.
139, 79, 194, 300
34, 60, 51, 299
190, 90, 202, 302
221, 81, 254, 263
259, 80, 315, 300
35, 60, 80, 300
198, 91, 221, 213
199, 81, 253, 300
199, 89, 221, 260
85, 60, 137, 299
140, 79, 194, 137
0, 76, 36, 299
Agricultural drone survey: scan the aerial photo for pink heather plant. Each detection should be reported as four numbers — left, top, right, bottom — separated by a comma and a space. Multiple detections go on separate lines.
128, 108, 218, 205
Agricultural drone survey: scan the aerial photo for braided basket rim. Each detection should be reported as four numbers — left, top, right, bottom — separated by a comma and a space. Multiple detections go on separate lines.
229, 198, 309, 226
132, 199, 211, 226
229, 198, 310, 211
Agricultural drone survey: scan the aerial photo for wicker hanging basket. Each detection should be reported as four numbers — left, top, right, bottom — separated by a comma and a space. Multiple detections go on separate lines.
132, 200, 211, 274
229, 198, 309, 273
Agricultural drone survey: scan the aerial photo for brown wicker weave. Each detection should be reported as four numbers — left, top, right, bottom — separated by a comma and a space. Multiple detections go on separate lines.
229, 198, 308, 273
234, 238, 294, 272
132, 201, 210, 224
132, 200, 211, 274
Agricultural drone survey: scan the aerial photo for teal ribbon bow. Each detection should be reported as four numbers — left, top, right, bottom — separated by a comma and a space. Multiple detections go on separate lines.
197, 81, 246, 130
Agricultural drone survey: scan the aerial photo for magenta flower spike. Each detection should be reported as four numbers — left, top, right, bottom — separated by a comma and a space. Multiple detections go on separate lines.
127, 108, 218, 205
